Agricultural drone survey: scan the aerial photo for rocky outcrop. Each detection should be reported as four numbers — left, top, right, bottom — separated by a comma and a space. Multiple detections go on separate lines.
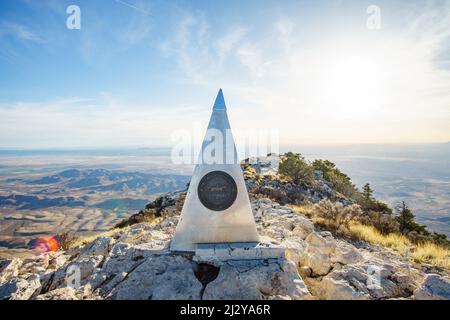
0, 197, 448, 300
203, 259, 310, 300
414, 274, 450, 300
0, 275, 41, 300
246, 170, 350, 206
0, 259, 22, 283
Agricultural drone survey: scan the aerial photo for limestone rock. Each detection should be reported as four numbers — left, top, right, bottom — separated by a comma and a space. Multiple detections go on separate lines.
0, 275, 40, 300
35, 287, 78, 300
414, 274, 450, 300
298, 266, 312, 279
306, 260, 422, 300
292, 216, 314, 240
0, 259, 22, 283
203, 259, 310, 300
332, 241, 364, 265
72, 255, 104, 283
48, 253, 69, 270
299, 232, 336, 276
44, 254, 104, 292
80, 237, 114, 257
107, 255, 202, 300
281, 237, 307, 266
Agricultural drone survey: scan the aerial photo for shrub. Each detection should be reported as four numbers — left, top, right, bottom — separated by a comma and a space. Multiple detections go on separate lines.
314, 199, 362, 231
431, 232, 450, 248
58, 231, 78, 251
358, 211, 399, 234
312, 159, 357, 198
279, 152, 314, 185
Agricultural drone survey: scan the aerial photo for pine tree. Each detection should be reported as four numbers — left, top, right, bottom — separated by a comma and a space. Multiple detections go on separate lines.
362, 183, 374, 201
396, 201, 421, 234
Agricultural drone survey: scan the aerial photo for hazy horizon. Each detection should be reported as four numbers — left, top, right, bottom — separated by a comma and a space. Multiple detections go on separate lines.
0, 141, 449, 152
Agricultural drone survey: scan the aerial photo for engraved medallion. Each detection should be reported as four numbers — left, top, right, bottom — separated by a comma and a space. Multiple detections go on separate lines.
197, 171, 237, 211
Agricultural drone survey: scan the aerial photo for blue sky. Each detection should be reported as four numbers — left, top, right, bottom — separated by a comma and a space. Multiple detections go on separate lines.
0, 0, 449, 148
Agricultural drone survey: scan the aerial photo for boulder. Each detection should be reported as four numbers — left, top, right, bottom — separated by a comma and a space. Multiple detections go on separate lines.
43, 254, 104, 292
332, 241, 364, 265
48, 253, 69, 270
0, 275, 40, 300
72, 255, 104, 283
292, 216, 314, 240
0, 259, 22, 283
306, 260, 422, 300
107, 255, 203, 300
203, 259, 310, 300
299, 232, 336, 276
307, 276, 369, 300
281, 237, 307, 266
80, 237, 114, 257
414, 274, 450, 300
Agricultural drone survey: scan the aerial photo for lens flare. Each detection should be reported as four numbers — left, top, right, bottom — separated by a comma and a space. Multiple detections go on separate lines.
33, 236, 59, 254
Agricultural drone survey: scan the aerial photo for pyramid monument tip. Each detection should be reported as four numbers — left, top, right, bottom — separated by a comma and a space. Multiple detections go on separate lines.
213, 88, 226, 110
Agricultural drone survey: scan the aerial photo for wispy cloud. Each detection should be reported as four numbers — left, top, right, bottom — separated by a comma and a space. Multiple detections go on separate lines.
115, 0, 150, 14
0, 21, 45, 42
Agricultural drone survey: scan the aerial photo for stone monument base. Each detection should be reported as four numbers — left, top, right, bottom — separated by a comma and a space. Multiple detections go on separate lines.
194, 238, 285, 263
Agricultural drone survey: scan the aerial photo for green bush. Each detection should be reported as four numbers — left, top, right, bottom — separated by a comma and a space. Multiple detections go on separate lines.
312, 159, 358, 198
358, 211, 400, 234
314, 199, 363, 231
279, 152, 314, 184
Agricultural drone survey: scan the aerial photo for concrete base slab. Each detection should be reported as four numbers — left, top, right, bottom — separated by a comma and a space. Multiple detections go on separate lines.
194, 241, 285, 263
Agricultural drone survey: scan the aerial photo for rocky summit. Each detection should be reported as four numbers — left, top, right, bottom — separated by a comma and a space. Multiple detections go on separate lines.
0, 190, 449, 300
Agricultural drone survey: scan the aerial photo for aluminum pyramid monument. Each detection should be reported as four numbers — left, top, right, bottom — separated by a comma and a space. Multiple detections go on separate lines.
170, 89, 259, 252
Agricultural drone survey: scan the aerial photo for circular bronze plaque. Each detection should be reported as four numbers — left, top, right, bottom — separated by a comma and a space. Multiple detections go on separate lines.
197, 171, 238, 211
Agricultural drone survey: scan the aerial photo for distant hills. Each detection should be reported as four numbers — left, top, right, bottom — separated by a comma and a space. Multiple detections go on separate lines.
0, 169, 190, 211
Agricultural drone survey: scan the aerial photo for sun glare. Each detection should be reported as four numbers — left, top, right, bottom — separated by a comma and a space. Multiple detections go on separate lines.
317, 51, 386, 120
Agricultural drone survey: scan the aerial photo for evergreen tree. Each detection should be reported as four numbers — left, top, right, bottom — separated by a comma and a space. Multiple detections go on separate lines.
362, 183, 374, 201
397, 201, 414, 232
279, 152, 314, 184
396, 201, 427, 234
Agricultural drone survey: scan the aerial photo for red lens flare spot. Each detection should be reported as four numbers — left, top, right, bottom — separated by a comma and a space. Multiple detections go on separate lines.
33, 236, 59, 254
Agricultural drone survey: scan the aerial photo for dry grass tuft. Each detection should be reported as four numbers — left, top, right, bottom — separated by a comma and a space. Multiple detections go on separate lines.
345, 222, 450, 267
346, 222, 410, 254
411, 242, 450, 267
289, 204, 314, 218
